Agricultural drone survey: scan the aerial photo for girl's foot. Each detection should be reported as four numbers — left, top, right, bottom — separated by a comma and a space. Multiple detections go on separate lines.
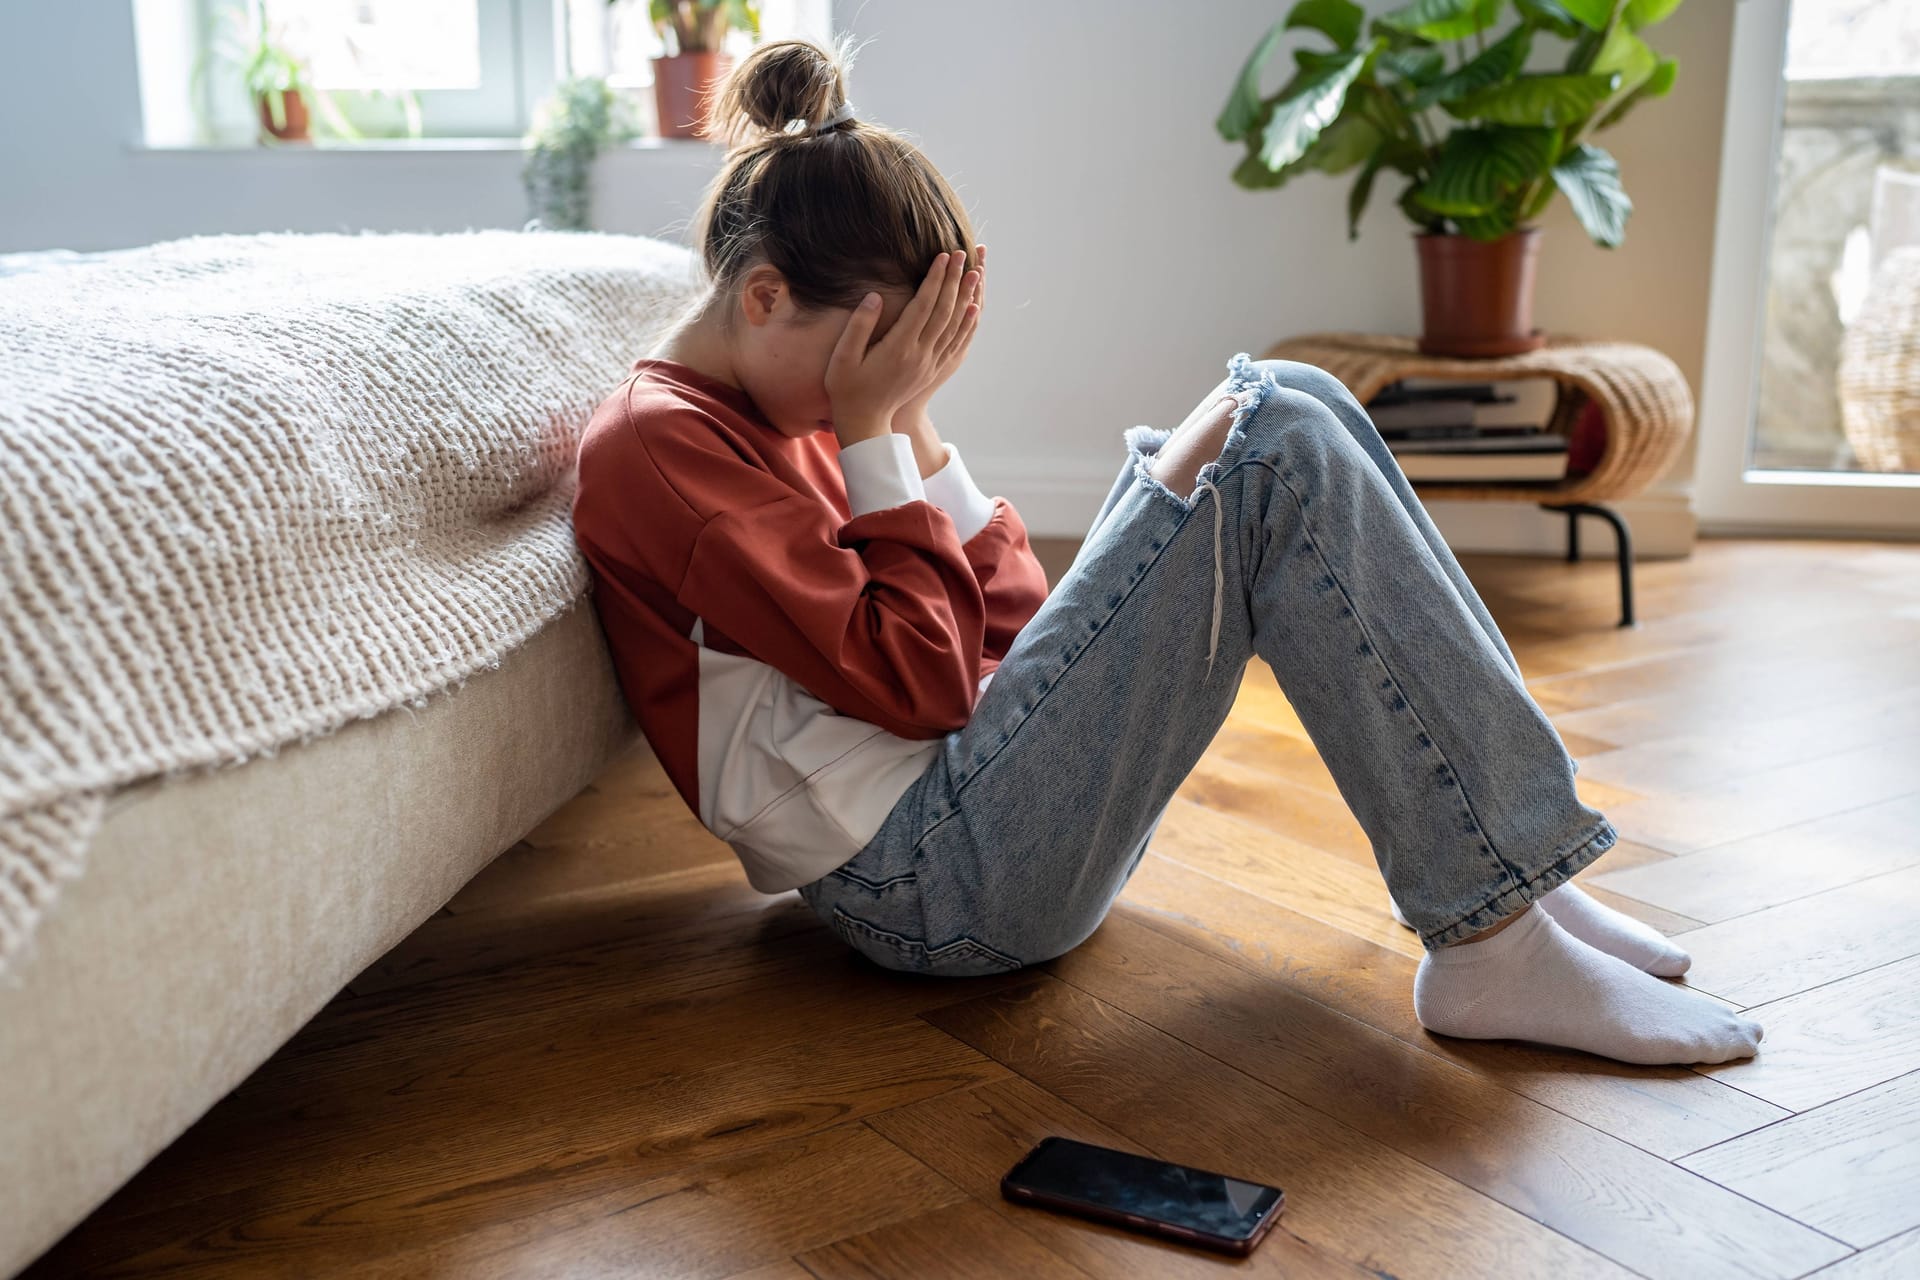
1390, 883, 1690, 976
1411, 905, 1762, 1065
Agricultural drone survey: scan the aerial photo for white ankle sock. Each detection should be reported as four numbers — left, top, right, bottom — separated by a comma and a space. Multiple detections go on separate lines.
1537, 883, 1691, 976
1411, 905, 1763, 1065
1390, 883, 1691, 976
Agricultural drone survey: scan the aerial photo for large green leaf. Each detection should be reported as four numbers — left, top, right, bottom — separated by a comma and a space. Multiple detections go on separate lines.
1447, 72, 1620, 126
1556, 0, 1617, 28
1379, 0, 1504, 42
1515, 0, 1581, 36
1400, 180, 1444, 230
1456, 210, 1521, 240
1258, 48, 1373, 171
1221, 4, 1374, 142
1233, 147, 1306, 189
1417, 125, 1559, 214
1411, 23, 1532, 108
1348, 155, 1385, 238
1295, 46, 1362, 72
1233, 100, 1391, 192
1552, 142, 1632, 246
1592, 55, 1676, 129
1218, 21, 1289, 141
1592, 22, 1657, 98
1306, 109, 1384, 173
1625, 0, 1684, 28
1644, 55, 1678, 95
1285, 0, 1365, 49
1378, 46, 1446, 85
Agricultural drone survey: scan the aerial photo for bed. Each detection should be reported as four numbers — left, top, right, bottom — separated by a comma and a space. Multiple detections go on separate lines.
0, 229, 698, 1276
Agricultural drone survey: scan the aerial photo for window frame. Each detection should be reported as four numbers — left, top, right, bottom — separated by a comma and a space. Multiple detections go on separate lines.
166, 0, 828, 146
1695, 0, 1920, 534
253, 0, 556, 140
176, 0, 559, 143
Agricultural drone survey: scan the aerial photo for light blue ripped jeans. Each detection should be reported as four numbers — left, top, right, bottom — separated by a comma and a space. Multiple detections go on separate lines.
796, 353, 1617, 973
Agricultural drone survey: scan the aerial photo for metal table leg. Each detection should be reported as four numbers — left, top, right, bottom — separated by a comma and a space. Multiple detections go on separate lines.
1541, 502, 1635, 627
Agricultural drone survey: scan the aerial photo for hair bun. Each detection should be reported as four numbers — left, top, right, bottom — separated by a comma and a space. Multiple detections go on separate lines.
708, 37, 854, 149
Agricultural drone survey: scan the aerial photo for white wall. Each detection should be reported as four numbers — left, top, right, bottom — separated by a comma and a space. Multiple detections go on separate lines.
1, 1, 1736, 551
829, 0, 1735, 553
0, 3, 718, 252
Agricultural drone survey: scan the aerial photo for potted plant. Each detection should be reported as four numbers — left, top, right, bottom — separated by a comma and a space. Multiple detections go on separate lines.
644, 0, 762, 139
524, 76, 642, 231
195, 2, 423, 145
200, 3, 329, 144
1219, 0, 1686, 357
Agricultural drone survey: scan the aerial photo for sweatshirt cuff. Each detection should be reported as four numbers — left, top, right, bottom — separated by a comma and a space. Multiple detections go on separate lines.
921, 441, 998, 543
838, 432, 926, 516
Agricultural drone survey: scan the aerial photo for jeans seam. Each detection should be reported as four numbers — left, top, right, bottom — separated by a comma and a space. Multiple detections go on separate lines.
831, 906, 1024, 974
1420, 819, 1618, 948
828, 867, 916, 892
1257, 453, 1525, 900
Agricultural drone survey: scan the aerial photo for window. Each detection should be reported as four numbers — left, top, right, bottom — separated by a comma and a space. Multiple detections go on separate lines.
564, 0, 827, 136
1786, 0, 1920, 81
144, 0, 829, 146
1748, 0, 1920, 475
265, 0, 536, 138
564, 0, 828, 89
566, 0, 671, 93
281, 1, 485, 89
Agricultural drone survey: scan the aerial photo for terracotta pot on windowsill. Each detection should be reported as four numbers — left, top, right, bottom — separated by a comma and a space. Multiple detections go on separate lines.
653, 51, 733, 140
258, 88, 312, 144
1415, 228, 1547, 358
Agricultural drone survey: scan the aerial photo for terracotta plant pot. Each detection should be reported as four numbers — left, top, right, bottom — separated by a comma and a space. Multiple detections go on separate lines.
258, 88, 312, 143
1415, 228, 1546, 358
652, 52, 733, 140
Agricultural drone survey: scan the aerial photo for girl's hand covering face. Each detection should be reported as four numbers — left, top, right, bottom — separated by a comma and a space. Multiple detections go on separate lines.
911, 243, 984, 413
825, 247, 983, 442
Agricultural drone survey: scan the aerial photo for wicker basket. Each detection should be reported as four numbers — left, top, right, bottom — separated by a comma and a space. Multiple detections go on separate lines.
1839, 245, 1920, 473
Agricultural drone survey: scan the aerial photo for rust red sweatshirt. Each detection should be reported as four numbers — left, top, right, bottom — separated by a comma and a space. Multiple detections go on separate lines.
571, 356, 1051, 891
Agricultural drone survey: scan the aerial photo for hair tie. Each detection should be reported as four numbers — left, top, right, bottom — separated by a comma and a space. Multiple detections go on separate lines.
815, 100, 856, 133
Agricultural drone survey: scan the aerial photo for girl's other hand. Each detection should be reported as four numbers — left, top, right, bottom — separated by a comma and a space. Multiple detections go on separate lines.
827, 249, 981, 447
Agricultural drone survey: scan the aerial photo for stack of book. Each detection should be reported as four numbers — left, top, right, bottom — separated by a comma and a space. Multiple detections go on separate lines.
1368, 377, 1569, 482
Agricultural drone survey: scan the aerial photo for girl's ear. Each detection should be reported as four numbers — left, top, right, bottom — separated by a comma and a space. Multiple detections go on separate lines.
739, 264, 787, 328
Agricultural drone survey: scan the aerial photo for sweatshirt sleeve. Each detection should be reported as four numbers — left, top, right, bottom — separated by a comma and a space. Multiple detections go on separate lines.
919, 441, 1051, 669
626, 422, 988, 739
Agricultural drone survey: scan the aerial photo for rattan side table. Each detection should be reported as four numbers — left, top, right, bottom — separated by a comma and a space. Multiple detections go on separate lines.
1262, 332, 1696, 627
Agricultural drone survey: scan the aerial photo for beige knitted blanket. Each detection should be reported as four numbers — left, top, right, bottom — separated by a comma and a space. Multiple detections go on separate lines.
0, 229, 699, 984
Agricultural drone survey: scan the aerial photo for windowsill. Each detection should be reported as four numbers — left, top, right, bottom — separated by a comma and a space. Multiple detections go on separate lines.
129, 136, 717, 153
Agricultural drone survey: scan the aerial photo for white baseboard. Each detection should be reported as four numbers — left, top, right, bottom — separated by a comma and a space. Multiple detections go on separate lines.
1423, 489, 1699, 560
1698, 515, 1920, 542
973, 456, 1700, 561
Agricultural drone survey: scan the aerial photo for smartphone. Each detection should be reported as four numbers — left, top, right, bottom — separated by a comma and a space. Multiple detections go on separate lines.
1001, 1136, 1285, 1256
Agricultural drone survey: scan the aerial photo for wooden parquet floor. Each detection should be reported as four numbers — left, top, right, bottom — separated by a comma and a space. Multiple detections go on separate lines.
26, 537, 1920, 1279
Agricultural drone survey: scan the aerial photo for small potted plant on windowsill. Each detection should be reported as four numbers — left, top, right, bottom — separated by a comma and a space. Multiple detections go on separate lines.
644, 0, 762, 139
198, 3, 423, 147
1219, 0, 1686, 357
197, 3, 332, 144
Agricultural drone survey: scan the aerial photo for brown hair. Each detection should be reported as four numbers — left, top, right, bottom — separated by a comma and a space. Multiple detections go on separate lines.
690, 36, 978, 325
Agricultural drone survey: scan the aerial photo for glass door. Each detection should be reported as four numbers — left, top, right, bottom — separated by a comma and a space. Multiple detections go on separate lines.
1697, 0, 1920, 534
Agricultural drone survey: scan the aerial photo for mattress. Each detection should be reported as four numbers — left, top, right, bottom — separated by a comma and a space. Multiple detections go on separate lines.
0, 602, 639, 1278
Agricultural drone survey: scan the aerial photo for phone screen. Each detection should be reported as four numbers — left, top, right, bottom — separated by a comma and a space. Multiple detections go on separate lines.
1005, 1137, 1283, 1243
